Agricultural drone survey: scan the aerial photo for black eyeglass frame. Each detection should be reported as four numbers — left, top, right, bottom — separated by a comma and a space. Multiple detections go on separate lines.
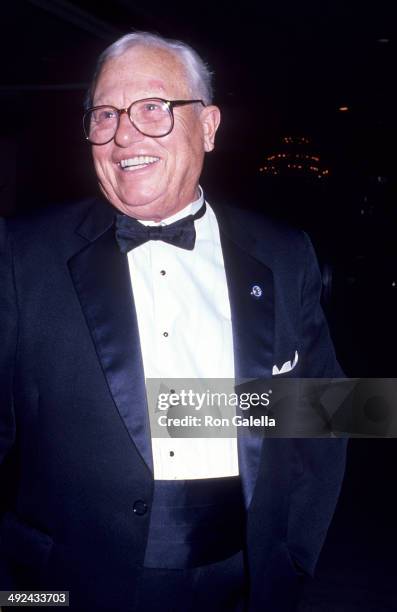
83, 97, 205, 145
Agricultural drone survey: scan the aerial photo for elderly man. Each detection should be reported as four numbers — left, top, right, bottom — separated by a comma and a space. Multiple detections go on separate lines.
0, 32, 346, 611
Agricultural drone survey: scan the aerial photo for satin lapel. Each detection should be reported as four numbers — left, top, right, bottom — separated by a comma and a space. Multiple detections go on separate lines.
216, 207, 275, 509
218, 232, 274, 384
68, 203, 152, 473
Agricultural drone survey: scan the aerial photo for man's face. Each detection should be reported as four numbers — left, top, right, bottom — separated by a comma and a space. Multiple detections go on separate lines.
91, 45, 221, 221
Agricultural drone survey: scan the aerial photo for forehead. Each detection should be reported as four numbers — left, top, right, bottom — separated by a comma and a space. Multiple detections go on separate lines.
93, 45, 191, 103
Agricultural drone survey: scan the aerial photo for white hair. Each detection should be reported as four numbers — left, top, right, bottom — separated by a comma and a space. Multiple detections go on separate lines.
85, 31, 214, 109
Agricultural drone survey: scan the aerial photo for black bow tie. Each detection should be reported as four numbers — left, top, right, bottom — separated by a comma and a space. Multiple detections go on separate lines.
115, 203, 206, 253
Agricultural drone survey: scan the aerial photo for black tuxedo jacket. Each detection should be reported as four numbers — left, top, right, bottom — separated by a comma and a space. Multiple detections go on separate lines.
0, 197, 347, 611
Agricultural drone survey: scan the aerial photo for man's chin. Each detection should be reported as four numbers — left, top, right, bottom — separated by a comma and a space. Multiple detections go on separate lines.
98, 184, 160, 220
111, 196, 169, 222
100, 184, 195, 221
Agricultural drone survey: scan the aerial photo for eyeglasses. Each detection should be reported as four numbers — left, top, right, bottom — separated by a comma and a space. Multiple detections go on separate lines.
83, 97, 205, 145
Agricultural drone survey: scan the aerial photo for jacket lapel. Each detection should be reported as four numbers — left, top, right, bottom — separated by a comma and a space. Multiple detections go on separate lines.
68, 199, 153, 473
215, 206, 275, 508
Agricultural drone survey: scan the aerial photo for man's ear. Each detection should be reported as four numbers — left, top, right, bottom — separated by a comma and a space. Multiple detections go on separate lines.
201, 105, 221, 152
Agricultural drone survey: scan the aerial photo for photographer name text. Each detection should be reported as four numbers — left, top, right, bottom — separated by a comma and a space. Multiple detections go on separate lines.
157, 415, 276, 427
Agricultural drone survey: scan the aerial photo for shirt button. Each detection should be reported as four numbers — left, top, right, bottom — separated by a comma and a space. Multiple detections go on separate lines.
133, 500, 148, 516
163, 331, 169, 337
160, 270, 166, 276
170, 451, 175, 457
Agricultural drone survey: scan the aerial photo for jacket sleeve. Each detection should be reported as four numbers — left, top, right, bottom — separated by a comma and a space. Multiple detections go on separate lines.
287, 231, 348, 576
0, 218, 18, 587
0, 217, 17, 501
300, 231, 344, 378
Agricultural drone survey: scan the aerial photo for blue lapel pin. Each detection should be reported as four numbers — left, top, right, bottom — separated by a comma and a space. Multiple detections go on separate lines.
250, 284, 263, 298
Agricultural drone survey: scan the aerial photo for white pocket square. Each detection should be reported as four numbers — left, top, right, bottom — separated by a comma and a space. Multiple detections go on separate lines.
272, 350, 299, 376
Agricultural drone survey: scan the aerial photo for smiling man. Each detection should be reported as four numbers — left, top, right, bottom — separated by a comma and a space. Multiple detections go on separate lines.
0, 32, 346, 611
88, 45, 219, 221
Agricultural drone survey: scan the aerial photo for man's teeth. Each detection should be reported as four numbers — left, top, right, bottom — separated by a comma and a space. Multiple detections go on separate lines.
120, 156, 159, 169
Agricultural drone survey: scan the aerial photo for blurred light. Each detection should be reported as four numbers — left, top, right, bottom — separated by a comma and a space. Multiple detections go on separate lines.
338, 106, 349, 112
259, 135, 330, 178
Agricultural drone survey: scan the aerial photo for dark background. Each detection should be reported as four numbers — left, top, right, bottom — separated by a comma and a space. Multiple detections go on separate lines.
1, 1, 396, 609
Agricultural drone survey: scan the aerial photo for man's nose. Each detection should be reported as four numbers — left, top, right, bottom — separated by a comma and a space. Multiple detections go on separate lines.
114, 112, 144, 146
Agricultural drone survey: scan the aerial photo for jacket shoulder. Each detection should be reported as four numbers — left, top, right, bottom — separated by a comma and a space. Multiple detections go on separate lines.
3, 197, 113, 257
5, 198, 98, 237
213, 203, 312, 270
